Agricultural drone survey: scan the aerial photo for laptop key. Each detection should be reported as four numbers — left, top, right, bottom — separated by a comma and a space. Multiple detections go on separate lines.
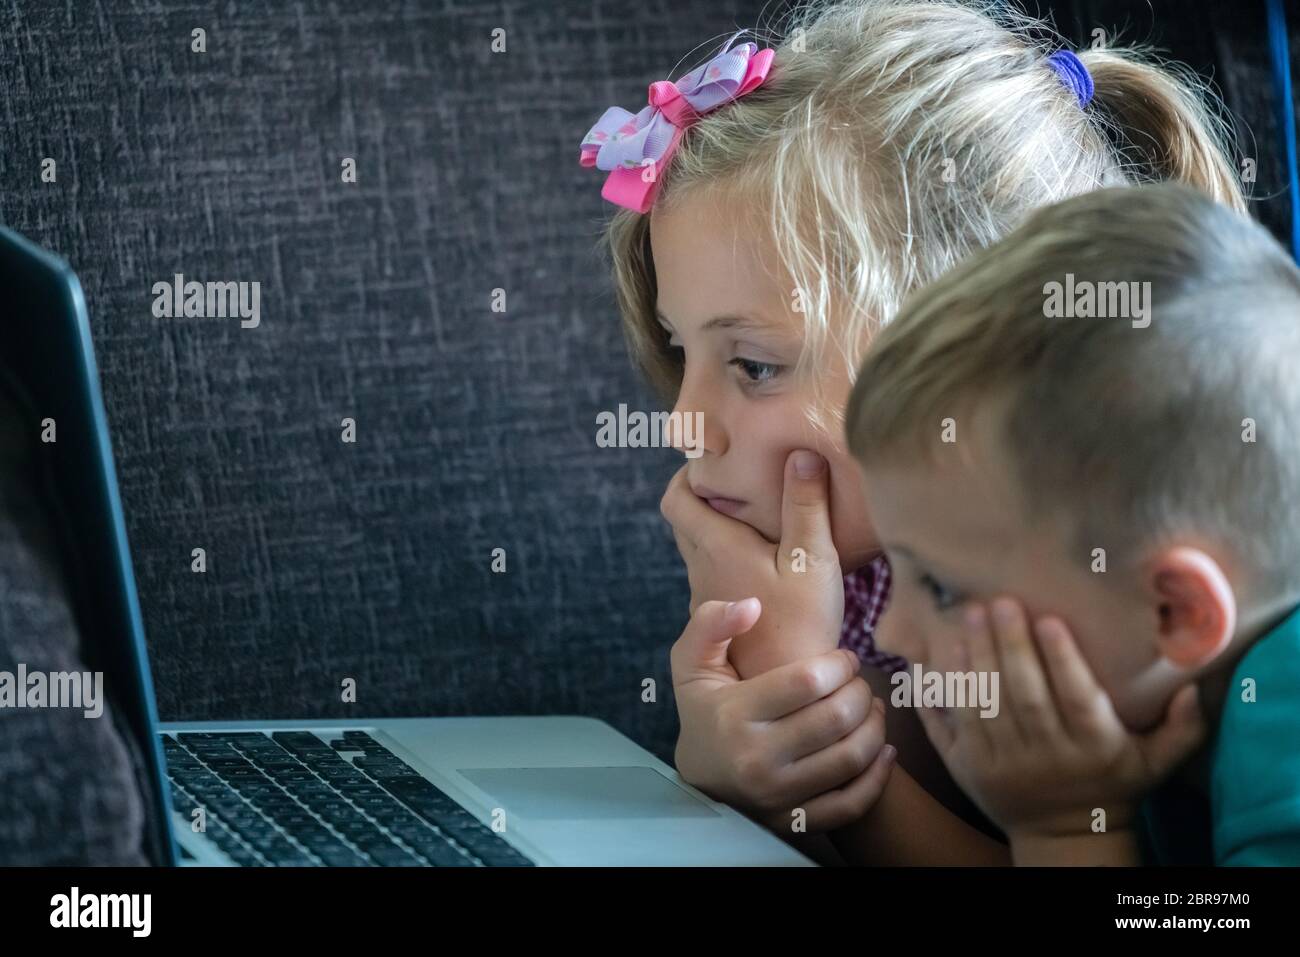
169, 729, 533, 866
315, 847, 371, 866
362, 845, 425, 867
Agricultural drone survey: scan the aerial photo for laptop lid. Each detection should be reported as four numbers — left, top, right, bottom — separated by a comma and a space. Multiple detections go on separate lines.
0, 226, 177, 866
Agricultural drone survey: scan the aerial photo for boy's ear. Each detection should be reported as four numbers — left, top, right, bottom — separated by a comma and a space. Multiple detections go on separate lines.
1148, 547, 1237, 669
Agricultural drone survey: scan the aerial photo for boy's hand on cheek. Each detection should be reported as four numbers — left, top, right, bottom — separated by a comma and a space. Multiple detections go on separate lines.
660, 450, 845, 678
917, 599, 1205, 865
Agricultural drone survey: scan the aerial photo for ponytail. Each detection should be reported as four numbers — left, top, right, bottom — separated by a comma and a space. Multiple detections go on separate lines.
1081, 47, 1246, 213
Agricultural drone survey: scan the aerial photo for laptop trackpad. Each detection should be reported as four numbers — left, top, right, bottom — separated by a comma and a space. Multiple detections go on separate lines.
458, 767, 720, 820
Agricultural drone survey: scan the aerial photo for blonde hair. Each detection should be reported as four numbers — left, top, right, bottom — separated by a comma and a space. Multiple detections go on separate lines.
596, 0, 1245, 432
845, 183, 1300, 605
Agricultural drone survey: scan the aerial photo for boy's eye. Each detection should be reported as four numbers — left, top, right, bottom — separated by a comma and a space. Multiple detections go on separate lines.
729, 357, 783, 384
919, 573, 960, 611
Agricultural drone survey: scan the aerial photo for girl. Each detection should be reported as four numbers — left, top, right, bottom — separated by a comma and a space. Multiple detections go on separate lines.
578, 0, 1244, 864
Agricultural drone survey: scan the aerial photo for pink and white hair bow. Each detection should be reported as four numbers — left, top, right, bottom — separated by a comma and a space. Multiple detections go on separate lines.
578, 30, 775, 214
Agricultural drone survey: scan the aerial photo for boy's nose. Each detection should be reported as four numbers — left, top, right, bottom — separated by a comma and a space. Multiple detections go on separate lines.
873, 606, 906, 657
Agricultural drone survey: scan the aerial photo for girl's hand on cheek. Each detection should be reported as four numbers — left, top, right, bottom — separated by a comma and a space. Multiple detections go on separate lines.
916, 599, 1206, 864
660, 450, 845, 679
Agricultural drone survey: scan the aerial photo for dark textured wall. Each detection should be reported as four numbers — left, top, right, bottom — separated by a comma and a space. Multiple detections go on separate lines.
0, 0, 1295, 820
2, 0, 772, 766
1031, 0, 1299, 245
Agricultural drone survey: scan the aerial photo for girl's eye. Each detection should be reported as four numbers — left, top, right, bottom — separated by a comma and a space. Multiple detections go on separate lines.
729, 357, 783, 385
919, 573, 960, 611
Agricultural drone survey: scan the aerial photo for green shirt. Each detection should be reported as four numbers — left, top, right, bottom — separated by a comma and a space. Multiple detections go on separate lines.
1211, 603, 1300, 865
1139, 603, 1300, 865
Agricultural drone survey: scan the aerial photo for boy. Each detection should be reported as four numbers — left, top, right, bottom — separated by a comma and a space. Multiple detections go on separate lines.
845, 182, 1300, 865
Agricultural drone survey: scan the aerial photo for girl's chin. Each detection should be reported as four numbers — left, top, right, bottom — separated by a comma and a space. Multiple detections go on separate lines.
737, 512, 782, 544
719, 505, 877, 573
744, 517, 879, 572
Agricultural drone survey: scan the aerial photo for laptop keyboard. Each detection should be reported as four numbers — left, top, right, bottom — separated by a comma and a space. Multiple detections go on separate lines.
163, 729, 534, 866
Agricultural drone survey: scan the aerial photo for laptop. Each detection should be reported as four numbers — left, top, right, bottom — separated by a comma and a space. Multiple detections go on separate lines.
0, 226, 812, 867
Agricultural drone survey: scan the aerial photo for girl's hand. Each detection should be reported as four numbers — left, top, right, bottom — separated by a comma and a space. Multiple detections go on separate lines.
670, 597, 895, 833
659, 449, 845, 678
661, 449, 894, 833
917, 599, 1205, 863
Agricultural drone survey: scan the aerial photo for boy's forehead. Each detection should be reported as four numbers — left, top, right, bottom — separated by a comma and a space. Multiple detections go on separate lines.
866, 422, 1028, 564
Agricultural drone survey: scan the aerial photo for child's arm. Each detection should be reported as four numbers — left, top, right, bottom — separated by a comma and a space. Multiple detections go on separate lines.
1011, 830, 1142, 866
830, 662, 1010, 865
831, 764, 1011, 865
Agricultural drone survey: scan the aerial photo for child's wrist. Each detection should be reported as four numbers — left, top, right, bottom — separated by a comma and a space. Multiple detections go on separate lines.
1009, 826, 1140, 866
1006, 799, 1140, 843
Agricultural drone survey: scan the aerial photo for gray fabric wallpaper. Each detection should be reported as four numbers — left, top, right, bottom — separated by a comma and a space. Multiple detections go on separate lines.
3, 1, 768, 769
0, 0, 1295, 862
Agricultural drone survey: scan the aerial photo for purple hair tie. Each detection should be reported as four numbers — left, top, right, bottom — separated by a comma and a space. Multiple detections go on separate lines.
1047, 49, 1094, 108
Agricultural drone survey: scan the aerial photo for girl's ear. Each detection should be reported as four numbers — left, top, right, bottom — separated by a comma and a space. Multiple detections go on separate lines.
1148, 547, 1237, 669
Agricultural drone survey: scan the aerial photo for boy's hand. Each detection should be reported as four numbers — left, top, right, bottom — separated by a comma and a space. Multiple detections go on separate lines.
670, 597, 895, 833
660, 449, 845, 677
917, 599, 1205, 863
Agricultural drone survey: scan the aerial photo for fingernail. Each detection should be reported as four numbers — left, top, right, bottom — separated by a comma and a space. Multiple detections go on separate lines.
726, 597, 757, 616
992, 599, 1018, 627
882, 745, 897, 763
964, 605, 986, 630
793, 450, 825, 478
1034, 619, 1064, 644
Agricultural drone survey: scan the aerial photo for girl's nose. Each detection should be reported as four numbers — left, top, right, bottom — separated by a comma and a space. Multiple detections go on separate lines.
670, 372, 727, 457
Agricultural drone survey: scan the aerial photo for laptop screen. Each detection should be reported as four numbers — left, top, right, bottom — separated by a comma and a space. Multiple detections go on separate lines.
0, 227, 176, 866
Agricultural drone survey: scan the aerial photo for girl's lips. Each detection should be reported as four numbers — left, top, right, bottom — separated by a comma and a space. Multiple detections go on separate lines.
690, 483, 747, 516
705, 497, 746, 517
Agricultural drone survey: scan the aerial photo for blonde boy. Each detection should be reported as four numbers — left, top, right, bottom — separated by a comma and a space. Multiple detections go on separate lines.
846, 183, 1300, 865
